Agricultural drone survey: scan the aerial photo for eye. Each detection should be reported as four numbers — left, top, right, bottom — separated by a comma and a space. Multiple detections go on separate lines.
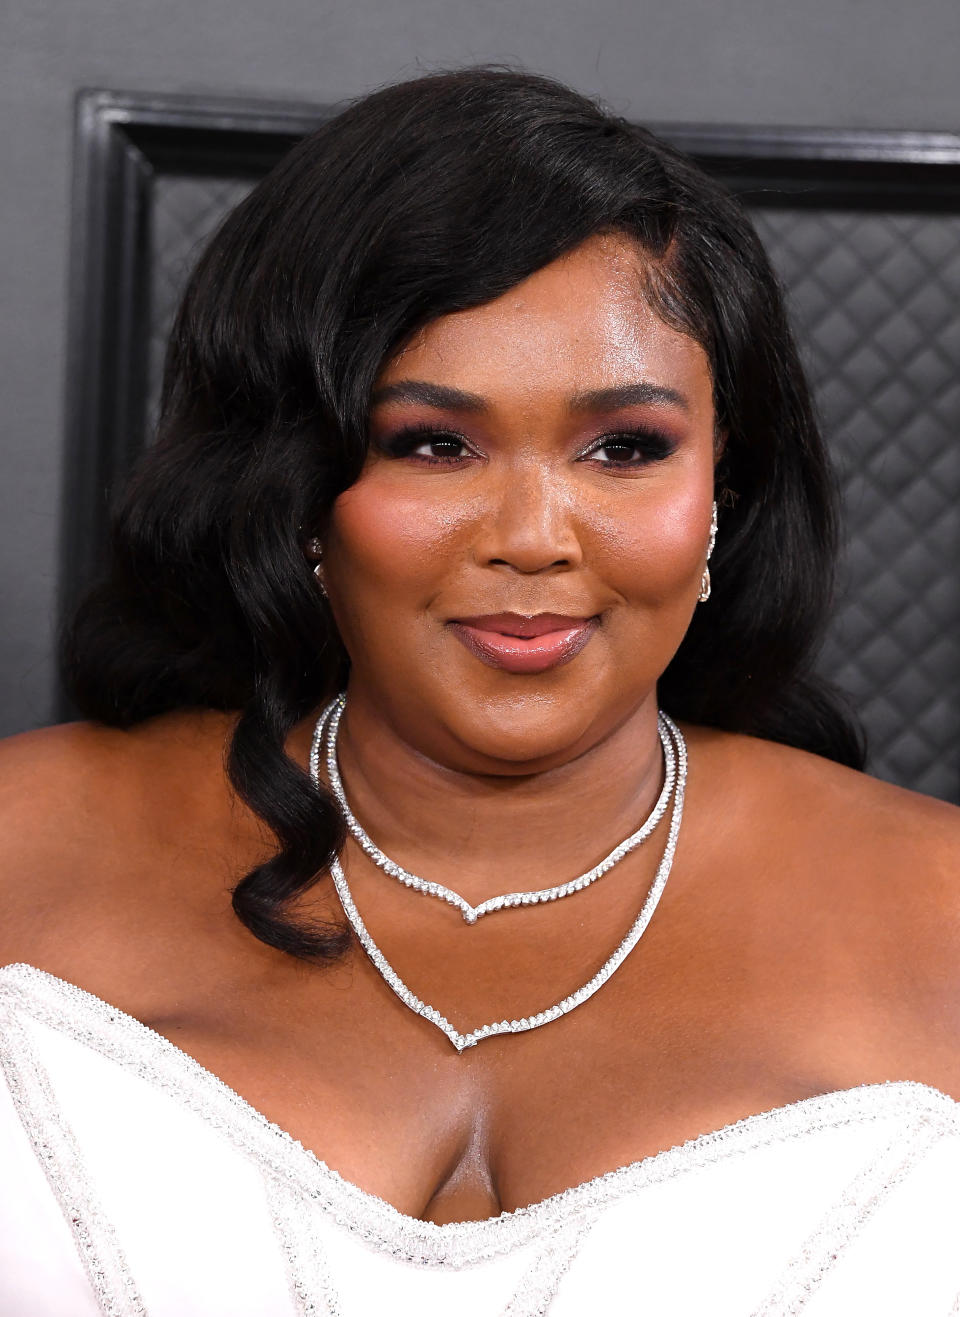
377, 426, 477, 466
412, 435, 471, 461
579, 429, 677, 469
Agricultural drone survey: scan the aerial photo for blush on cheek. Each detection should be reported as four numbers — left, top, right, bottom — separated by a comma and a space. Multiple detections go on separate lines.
597, 497, 710, 605
327, 480, 473, 593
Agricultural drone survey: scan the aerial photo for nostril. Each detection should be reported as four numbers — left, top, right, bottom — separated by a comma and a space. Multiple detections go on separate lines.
488, 557, 572, 572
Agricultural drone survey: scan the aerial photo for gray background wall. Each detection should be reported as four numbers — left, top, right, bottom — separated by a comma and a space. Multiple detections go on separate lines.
2, 0, 959, 739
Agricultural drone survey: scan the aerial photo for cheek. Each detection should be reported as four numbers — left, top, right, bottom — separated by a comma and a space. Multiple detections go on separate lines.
592, 484, 710, 604
326, 477, 472, 602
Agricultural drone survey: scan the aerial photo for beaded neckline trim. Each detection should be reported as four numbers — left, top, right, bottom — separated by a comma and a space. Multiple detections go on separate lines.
1, 963, 958, 1269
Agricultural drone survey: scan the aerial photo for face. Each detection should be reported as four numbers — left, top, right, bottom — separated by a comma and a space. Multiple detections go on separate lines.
322, 233, 718, 772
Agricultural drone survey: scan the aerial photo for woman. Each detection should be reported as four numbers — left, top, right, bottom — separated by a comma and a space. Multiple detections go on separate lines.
1, 68, 958, 1315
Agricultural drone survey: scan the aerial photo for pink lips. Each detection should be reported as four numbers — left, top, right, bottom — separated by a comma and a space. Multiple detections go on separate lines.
449, 612, 599, 674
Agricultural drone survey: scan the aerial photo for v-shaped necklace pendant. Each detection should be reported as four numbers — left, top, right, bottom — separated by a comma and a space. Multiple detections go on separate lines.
322, 715, 687, 1051
313, 696, 677, 922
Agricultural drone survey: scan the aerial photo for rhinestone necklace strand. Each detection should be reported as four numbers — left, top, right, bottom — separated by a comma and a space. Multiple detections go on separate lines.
319, 713, 687, 1051
311, 694, 677, 923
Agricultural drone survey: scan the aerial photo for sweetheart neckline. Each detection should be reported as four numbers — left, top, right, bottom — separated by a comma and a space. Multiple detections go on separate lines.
2, 960, 958, 1263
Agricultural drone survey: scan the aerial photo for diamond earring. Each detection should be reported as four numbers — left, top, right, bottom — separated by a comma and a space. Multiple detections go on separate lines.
698, 501, 718, 604
306, 537, 327, 599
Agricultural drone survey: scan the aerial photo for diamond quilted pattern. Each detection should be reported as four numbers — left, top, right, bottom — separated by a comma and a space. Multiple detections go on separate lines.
754, 208, 960, 802
147, 174, 255, 428
143, 177, 960, 802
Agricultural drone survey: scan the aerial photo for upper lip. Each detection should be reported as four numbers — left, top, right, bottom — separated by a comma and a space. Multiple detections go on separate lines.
450, 612, 596, 638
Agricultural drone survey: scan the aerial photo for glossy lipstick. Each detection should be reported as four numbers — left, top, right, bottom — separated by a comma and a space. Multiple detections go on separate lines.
449, 613, 598, 674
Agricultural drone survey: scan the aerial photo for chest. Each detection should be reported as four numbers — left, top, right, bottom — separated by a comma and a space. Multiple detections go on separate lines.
21, 833, 933, 1226
5, 973, 959, 1317
133, 937, 892, 1225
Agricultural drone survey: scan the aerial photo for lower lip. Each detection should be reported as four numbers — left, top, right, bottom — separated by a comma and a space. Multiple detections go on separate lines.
449, 620, 598, 674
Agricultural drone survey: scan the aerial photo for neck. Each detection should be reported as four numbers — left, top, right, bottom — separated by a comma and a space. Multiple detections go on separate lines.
308, 688, 666, 906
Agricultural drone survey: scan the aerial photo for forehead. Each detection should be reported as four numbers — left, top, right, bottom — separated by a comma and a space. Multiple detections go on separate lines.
378, 233, 713, 411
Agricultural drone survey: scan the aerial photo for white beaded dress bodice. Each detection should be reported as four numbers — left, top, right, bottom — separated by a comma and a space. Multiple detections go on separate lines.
1, 962, 959, 1316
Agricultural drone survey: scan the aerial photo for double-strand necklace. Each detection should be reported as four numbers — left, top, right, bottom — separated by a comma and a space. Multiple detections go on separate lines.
309, 697, 687, 1052
313, 693, 677, 922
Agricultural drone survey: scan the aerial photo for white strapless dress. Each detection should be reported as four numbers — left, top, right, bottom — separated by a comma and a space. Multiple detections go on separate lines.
1, 963, 958, 1317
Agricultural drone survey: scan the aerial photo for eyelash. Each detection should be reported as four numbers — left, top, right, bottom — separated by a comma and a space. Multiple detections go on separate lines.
377, 424, 677, 469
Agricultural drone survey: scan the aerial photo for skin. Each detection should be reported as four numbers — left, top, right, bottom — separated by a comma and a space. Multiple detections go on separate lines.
323, 233, 715, 896
1, 234, 959, 1227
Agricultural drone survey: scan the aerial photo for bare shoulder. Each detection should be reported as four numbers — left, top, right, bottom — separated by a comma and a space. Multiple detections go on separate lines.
685, 723, 960, 1086
0, 711, 252, 970
0, 719, 134, 862
0, 722, 126, 963
686, 723, 960, 869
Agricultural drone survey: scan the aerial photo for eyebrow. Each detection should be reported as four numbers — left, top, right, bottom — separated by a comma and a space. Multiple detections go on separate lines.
569, 382, 690, 413
369, 381, 487, 412
369, 378, 690, 414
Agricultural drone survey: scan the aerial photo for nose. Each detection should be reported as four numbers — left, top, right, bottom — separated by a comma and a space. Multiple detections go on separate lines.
475, 464, 583, 574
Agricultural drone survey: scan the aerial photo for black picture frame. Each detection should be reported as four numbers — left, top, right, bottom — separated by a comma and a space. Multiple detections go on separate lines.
61, 90, 331, 633
60, 88, 960, 712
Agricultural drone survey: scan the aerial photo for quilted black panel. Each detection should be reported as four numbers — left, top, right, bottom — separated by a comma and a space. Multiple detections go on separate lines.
147, 174, 255, 428
753, 208, 960, 803
145, 174, 960, 802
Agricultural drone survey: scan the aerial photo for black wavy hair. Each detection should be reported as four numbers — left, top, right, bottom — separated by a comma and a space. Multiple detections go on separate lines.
63, 67, 865, 961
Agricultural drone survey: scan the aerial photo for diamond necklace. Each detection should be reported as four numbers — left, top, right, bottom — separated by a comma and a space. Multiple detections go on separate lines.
312, 706, 687, 1051
311, 694, 676, 923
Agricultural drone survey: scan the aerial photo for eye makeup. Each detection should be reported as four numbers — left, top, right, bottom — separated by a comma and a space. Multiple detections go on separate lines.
576, 428, 679, 468
373, 422, 679, 470
374, 423, 481, 466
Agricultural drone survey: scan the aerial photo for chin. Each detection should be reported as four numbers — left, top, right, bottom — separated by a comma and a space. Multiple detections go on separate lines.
439, 687, 618, 771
